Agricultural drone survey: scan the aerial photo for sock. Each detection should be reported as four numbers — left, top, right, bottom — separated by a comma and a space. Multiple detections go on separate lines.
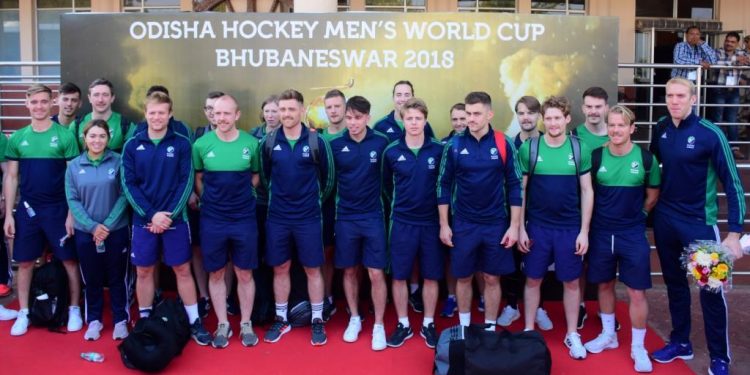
373, 323, 384, 332
601, 313, 615, 335
631, 328, 646, 348
275, 302, 288, 321
484, 320, 496, 331
459, 312, 471, 327
311, 302, 324, 322
184, 303, 199, 323
139, 306, 152, 318
447, 294, 456, 301
423, 317, 434, 328
69, 305, 80, 312
410, 283, 419, 294
19, 308, 29, 315
398, 317, 410, 328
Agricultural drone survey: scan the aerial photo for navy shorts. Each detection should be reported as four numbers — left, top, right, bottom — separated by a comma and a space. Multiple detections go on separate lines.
450, 217, 515, 278
321, 197, 335, 247
266, 219, 324, 268
334, 218, 387, 270
522, 223, 582, 282
587, 229, 652, 290
200, 216, 258, 273
390, 220, 443, 280
131, 221, 191, 267
12, 203, 76, 262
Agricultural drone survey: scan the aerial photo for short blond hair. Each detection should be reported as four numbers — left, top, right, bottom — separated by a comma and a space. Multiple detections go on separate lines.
144, 91, 172, 111
666, 77, 696, 96
607, 105, 636, 125
27, 84, 52, 98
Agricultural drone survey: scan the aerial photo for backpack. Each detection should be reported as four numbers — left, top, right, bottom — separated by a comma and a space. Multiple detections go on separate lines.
29, 260, 69, 332
434, 324, 551, 375
118, 299, 190, 373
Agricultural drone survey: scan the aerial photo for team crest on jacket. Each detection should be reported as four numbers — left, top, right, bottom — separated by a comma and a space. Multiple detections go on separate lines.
50, 136, 59, 148
369, 150, 377, 163
427, 157, 436, 169
302, 145, 310, 157
686, 136, 696, 149
242, 147, 250, 160
166, 146, 175, 157
108, 168, 116, 179
630, 161, 640, 174
490, 147, 498, 160
567, 153, 575, 166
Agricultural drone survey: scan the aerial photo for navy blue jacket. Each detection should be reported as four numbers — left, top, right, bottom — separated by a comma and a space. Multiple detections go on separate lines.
260, 126, 334, 223
329, 128, 390, 220
650, 113, 745, 232
437, 127, 522, 224
383, 136, 444, 225
121, 128, 194, 226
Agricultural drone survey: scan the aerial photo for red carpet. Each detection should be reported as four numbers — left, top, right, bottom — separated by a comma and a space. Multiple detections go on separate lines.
0, 299, 693, 374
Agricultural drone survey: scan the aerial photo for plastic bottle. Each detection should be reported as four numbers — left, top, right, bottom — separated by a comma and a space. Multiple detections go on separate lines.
23, 201, 36, 218
80, 352, 104, 363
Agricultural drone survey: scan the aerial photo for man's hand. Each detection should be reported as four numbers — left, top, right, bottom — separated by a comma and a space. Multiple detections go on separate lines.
501, 224, 518, 249
188, 192, 199, 211
92, 224, 110, 243
518, 227, 531, 253
4, 216, 14, 239
151, 212, 172, 231
700, 61, 711, 70
575, 231, 589, 256
65, 212, 75, 237
440, 224, 454, 248
722, 232, 743, 260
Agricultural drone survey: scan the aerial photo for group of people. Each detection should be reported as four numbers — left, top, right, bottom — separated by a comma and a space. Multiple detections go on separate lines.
0, 74, 744, 375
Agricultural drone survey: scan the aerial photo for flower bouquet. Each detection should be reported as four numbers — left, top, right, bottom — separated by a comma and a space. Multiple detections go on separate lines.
682, 240, 733, 293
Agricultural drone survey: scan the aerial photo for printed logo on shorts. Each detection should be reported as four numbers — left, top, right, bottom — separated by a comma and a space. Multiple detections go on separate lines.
630, 161, 640, 174
369, 150, 377, 163
49, 136, 59, 148
242, 147, 250, 160
166, 145, 175, 157
427, 157, 436, 169
302, 145, 310, 158
686, 136, 696, 149
490, 147, 498, 160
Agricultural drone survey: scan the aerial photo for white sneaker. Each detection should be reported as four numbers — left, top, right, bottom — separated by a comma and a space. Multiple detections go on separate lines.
565, 332, 587, 360
84, 320, 103, 341
343, 316, 362, 343
372, 324, 387, 351
10, 311, 29, 336
631, 346, 653, 373
584, 333, 619, 354
113, 320, 129, 340
535, 308, 553, 331
67, 306, 83, 332
496, 306, 520, 327
0, 305, 18, 321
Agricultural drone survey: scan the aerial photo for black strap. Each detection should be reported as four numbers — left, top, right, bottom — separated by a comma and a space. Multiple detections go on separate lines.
308, 129, 320, 165
591, 147, 604, 182
640, 146, 653, 188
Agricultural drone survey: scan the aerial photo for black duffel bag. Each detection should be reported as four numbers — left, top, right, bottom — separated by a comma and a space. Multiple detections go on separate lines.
434, 324, 551, 375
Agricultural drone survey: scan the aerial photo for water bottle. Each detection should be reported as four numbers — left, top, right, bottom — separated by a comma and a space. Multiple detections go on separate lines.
23, 201, 35, 218
80, 352, 104, 363
96, 241, 105, 254
741, 234, 750, 255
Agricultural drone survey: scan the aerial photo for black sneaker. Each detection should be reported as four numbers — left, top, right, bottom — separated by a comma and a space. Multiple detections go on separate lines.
311, 318, 327, 346
420, 323, 438, 349
387, 323, 414, 348
198, 297, 210, 319
409, 290, 424, 313
323, 299, 337, 322
190, 318, 212, 346
226, 297, 240, 316
577, 305, 588, 330
264, 316, 291, 343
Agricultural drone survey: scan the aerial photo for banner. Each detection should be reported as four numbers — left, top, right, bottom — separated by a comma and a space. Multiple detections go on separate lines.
61, 12, 618, 136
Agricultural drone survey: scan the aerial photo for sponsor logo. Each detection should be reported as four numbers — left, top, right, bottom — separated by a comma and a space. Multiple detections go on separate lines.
166, 145, 175, 158
273, 144, 282, 151
536, 155, 543, 162
386, 127, 395, 133
136, 144, 146, 151
598, 166, 607, 173
302, 145, 310, 158
661, 132, 667, 139
49, 135, 59, 148
20, 140, 29, 147
630, 160, 640, 174
459, 148, 469, 155
341, 146, 350, 152
490, 147, 498, 160
427, 157, 436, 169
207, 151, 216, 158
397, 155, 406, 161
108, 168, 116, 179
242, 147, 250, 160
369, 150, 377, 163
567, 153, 575, 166
686, 135, 696, 149
78, 169, 86, 174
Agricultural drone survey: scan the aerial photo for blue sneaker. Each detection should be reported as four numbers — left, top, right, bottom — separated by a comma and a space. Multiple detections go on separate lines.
440, 296, 458, 318
651, 342, 694, 363
709, 359, 729, 375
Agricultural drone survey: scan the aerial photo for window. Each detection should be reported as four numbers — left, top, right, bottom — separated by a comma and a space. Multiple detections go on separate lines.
123, 0, 181, 12
531, 0, 585, 15
0, 1, 20, 76
457, 0, 515, 13
37, 1, 91, 75
365, 0, 427, 13
338, 0, 349, 12
636, 0, 714, 20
